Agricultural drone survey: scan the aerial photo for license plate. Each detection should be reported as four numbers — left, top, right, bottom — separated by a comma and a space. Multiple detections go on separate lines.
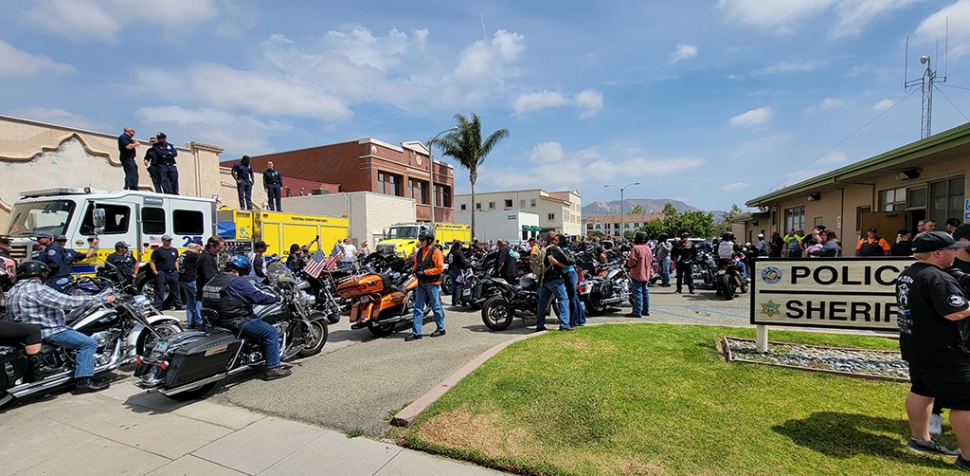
152, 340, 168, 353
462, 289, 471, 296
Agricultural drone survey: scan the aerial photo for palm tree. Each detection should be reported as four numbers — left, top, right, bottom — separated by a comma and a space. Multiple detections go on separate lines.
431, 113, 509, 238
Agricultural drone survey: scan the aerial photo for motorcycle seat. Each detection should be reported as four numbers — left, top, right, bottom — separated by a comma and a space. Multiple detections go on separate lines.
64, 306, 88, 324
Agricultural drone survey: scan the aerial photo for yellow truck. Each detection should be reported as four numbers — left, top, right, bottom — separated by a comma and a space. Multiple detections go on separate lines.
217, 210, 349, 258
374, 222, 471, 257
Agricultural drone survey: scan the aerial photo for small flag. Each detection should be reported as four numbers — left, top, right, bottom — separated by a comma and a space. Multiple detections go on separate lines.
302, 248, 327, 278
323, 254, 340, 271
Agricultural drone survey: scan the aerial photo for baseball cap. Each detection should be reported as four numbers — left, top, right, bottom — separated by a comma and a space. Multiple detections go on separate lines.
946, 218, 962, 228
37, 233, 53, 240
953, 224, 970, 242
53, 234, 68, 242
680, 232, 690, 239
156, 132, 167, 139
867, 227, 877, 233
161, 234, 173, 241
912, 231, 970, 253
115, 241, 131, 249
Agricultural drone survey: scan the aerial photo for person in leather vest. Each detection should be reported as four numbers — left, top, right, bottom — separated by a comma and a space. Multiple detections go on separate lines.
201, 255, 291, 380
405, 232, 446, 342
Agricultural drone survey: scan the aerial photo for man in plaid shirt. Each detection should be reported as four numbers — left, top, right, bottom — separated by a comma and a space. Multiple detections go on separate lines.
6, 261, 116, 393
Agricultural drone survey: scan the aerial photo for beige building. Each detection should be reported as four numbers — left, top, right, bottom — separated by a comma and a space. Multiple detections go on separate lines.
454, 189, 582, 236
281, 192, 417, 246
0, 114, 225, 226
586, 213, 665, 238
743, 122, 970, 246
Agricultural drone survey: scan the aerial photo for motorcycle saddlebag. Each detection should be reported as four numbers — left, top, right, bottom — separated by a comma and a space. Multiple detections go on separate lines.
0, 346, 26, 389
336, 274, 389, 299
164, 335, 242, 388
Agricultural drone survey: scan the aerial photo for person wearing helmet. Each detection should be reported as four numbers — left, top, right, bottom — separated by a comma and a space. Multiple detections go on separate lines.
671, 232, 697, 294
6, 261, 116, 393
201, 256, 291, 380
625, 231, 654, 318
717, 232, 747, 279
406, 232, 446, 341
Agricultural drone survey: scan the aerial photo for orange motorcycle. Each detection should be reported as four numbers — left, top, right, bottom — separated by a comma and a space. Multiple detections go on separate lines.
336, 255, 428, 337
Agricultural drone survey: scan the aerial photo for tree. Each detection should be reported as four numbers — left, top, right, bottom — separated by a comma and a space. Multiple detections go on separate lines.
629, 204, 645, 215
431, 113, 509, 237
662, 203, 679, 217
714, 204, 744, 236
663, 210, 715, 239
639, 219, 666, 239
591, 230, 604, 238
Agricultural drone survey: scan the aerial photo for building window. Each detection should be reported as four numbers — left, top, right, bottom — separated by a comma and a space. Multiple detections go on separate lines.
407, 179, 414, 199
416, 180, 428, 204
530, 199, 537, 207
929, 176, 965, 225
489, 201, 495, 209
784, 205, 805, 233
80, 204, 131, 235
476, 202, 481, 210
520, 199, 526, 208
879, 187, 906, 212
504, 199, 513, 208
548, 213, 555, 221
460, 204, 467, 211
437, 185, 451, 208
378, 172, 402, 196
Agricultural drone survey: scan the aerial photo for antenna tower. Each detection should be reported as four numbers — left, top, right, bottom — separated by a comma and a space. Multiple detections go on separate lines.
904, 18, 948, 139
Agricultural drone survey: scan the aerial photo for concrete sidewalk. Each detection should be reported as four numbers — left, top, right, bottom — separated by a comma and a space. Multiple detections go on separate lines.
0, 377, 509, 476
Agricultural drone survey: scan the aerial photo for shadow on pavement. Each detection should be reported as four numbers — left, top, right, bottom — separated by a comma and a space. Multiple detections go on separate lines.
773, 411, 954, 470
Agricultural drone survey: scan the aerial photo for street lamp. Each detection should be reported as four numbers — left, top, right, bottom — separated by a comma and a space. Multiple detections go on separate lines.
604, 182, 640, 240
427, 126, 459, 228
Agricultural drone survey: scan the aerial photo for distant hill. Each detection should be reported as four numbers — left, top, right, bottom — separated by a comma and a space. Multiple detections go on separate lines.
582, 199, 725, 222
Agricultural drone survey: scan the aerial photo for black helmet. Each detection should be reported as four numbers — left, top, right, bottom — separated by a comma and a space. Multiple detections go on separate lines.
722, 232, 735, 242
226, 255, 252, 275
634, 231, 647, 244
418, 231, 435, 243
657, 232, 669, 241
16, 260, 50, 281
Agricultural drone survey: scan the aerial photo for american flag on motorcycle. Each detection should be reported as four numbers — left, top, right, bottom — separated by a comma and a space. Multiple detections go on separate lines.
302, 249, 328, 278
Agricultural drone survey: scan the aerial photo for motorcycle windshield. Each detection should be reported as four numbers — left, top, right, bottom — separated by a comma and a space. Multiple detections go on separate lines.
266, 261, 294, 281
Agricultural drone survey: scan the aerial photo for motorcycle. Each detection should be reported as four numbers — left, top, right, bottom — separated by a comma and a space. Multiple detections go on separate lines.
582, 257, 631, 316
455, 251, 502, 310
480, 274, 541, 331
134, 261, 330, 401
337, 254, 429, 337
0, 289, 181, 409
713, 257, 748, 300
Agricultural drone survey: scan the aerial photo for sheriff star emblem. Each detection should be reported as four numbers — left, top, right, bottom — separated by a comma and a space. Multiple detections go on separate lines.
761, 300, 781, 318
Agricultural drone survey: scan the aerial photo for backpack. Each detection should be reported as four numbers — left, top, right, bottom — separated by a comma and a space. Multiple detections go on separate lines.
530, 246, 549, 282
859, 237, 883, 257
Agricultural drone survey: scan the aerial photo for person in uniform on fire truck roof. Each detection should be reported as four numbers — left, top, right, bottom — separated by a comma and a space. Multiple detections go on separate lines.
405, 232, 445, 342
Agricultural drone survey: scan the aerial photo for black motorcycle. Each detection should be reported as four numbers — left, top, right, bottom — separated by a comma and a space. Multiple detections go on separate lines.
713, 258, 748, 300
582, 257, 631, 316
480, 274, 541, 331
134, 262, 330, 401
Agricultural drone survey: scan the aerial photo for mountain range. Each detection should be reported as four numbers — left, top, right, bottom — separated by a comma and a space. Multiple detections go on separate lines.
582, 199, 725, 222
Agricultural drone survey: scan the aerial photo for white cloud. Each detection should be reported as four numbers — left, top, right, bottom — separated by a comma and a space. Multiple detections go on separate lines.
721, 182, 750, 191
0, 41, 75, 77
719, 0, 838, 34
136, 106, 291, 156
833, 0, 923, 38
8, 107, 107, 131
324, 26, 427, 70
513, 91, 568, 114
529, 142, 565, 163
916, 0, 970, 58
670, 44, 699, 63
454, 30, 525, 82
575, 89, 603, 118
873, 98, 895, 111
729, 107, 775, 126
478, 144, 705, 190
23, 0, 219, 42
821, 97, 845, 109
818, 151, 848, 163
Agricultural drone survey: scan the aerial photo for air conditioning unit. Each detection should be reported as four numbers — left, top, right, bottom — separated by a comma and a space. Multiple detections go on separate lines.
311, 188, 329, 195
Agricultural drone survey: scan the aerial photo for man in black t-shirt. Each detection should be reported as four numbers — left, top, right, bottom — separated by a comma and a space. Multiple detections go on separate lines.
895, 231, 970, 465
150, 235, 183, 310
535, 232, 573, 332
953, 224, 970, 274
891, 229, 914, 257
117, 126, 139, 190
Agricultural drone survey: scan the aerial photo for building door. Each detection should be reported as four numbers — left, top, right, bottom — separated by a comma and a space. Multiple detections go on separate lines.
906, 209, 926, 236
858, 211, 906, 242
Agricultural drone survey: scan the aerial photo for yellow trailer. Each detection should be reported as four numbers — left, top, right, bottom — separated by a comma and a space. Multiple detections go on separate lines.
218, 210, 349, 257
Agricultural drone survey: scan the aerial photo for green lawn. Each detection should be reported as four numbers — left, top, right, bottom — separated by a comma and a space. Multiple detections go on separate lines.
403, 324, 962, 475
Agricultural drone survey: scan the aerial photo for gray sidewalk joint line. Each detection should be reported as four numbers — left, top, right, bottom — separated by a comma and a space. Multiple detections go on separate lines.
369, 445, 407, 476
56, 418, 177, 462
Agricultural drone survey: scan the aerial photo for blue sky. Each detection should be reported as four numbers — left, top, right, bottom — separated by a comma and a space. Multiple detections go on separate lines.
2, 0, 969, 211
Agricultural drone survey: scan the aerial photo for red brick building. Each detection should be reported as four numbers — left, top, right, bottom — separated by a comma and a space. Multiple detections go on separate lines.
280, 177, 340, 197
249, 138, 456, 223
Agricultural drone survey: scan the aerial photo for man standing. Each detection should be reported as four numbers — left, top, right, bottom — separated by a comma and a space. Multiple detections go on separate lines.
150, 235, 183, 310
143, 137, 162, 193
232, 155, 255, 210
953, 224, 970, 273
196, 236, 224, 300
340, 238, 357, 269
153, 133, 179, 195
263, 161, 283, 212
118, 126, 139, 190
755, 233, 768, 256
917, 220, 928, 234
671, 232, 696, 294
784, 229, 805, 258
625, 231, 653, 318
655, 233, 672, 287
249, 240, 268, 280
179, 242, 203, 329
894, 232, 970, 468
496, 239, 517, 284
535, 231, 573, 332
105, 241, 138, 281
31, 233, 53, 260
41, 235, 98, 292
926, 220, 938, 232
405, 232, 445, 341
891, 230, 915, 257
7, 261, 116, 393
947, 218, 962, 236
856, 228, 891, 257
447, 239, 468, 307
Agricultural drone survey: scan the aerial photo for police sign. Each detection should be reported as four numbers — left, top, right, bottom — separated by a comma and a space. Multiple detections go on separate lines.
751, 257, 913, 331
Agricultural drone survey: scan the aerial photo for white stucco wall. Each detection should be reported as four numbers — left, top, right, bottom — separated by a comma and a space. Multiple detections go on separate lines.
456, 209, 540, 242
282, 192, 417, 245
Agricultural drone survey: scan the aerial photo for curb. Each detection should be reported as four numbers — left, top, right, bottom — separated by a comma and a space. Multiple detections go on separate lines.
390, 331, 539, 427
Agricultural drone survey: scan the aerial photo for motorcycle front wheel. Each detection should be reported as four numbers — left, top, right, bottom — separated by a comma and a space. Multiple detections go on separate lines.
299, 318, 329, 357
481, 296, 514, 331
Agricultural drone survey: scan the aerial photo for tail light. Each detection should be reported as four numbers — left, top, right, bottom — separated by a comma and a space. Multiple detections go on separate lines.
160, 361, 169, 370
136, 356, 143, 364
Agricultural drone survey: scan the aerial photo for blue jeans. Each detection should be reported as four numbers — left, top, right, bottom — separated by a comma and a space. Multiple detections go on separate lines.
412, 283, 445, 335
536, 279, 570, 330
630, 278, 650, 316
562, 268, 585, 326
45, 329, 98, 378
736, 260, 748, 279
154, 270, 183, 308
241, 318, 281, 369
179, 280, 202, 327
448, 268, 463, 306
267, 186, 281, 211
660, 258, 671, 286
237, 182, 253, 209
161, 164, 179, 194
